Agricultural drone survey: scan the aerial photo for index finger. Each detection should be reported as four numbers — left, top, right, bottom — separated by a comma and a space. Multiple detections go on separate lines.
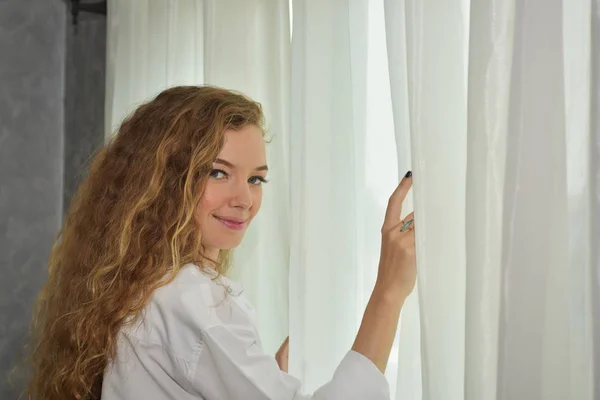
383, 171, 412, 230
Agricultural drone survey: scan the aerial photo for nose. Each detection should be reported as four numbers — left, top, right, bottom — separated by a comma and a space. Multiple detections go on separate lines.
230, 179, 252, 210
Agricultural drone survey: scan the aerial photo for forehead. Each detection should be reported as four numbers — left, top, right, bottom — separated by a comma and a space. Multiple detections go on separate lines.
217, 125, 266, 166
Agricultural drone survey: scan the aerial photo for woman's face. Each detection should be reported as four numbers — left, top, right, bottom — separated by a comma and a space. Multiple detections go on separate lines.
196, 125, 267, 260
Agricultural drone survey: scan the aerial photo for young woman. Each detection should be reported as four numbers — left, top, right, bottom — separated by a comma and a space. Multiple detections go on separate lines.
27, 86, 416, 399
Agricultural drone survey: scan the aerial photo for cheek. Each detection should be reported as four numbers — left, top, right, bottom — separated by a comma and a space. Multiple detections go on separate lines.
196, 198, 210, 219
197, 186, 225, 217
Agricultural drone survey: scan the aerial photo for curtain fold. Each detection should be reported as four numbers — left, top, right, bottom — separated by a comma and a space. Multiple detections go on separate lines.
383, 1, 422, 399
288, 0, 369, 392
498, 1, 569, 398
105, 0, 204, 138
383, 1, 422, 398
463, 1, 513, 399
561, 1, 594, 396
589, 0, 600, 394
392, 0, 597, 399
401, 1, 470, 399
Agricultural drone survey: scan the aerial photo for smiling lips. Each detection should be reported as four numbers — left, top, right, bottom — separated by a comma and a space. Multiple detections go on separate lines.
214, 215, 247, 230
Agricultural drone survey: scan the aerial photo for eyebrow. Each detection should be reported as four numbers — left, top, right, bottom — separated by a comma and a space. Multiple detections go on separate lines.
214, 158, 269, 172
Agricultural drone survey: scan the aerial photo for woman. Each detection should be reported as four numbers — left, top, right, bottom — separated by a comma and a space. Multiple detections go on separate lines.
27, 86, 416, 399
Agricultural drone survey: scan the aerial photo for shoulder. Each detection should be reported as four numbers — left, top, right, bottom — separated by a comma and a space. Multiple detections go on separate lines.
121, 264, 240, 359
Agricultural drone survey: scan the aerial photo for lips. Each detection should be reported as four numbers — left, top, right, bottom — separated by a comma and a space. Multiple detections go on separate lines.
213, 215, 247, 230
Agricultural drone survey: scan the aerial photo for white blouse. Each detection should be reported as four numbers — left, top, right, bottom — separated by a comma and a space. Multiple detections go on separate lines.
102, 263, 390, 399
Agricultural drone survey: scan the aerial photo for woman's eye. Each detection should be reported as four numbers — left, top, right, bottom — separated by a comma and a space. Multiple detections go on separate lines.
248, 176, 268, 185
209, 169, 228, 179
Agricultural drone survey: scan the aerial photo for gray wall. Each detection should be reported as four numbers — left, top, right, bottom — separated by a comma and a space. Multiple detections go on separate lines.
0, 1, 66, 397
64, 12, 106, 213
0, 1, 105, 397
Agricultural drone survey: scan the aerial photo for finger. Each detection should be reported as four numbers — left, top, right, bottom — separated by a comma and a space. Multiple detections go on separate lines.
400, 219, 414, 232
280, 340, 289, 359
387, 219, 413, 239
387, 212, 415, 236
279, 337, 289, 353
401, 211, 415, 232
383, 171, 413, 230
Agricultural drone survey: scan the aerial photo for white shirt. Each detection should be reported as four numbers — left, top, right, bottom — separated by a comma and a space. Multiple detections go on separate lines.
102, 263, 390, 399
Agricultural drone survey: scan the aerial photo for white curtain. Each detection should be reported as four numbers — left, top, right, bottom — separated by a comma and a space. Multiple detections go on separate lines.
291, 0, 598, 398
384, 0, 598, 399
592, 0, 600, 390
288, 0, 372, 391
106, 1, 599, 399
105, 0, 205, 137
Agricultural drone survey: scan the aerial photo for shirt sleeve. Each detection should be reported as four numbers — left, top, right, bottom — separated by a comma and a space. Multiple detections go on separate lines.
190, 323, 390, 400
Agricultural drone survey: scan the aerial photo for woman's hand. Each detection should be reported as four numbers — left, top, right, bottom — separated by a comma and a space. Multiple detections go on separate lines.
275, 336, 289, 373
375, 172, 417, 301
350, 172, 416, 372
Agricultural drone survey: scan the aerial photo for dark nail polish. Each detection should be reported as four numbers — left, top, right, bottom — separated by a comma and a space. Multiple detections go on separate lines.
405, 170, 412, 178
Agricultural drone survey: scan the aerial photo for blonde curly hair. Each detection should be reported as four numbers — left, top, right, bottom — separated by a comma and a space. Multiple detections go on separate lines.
25, 86, 264, 399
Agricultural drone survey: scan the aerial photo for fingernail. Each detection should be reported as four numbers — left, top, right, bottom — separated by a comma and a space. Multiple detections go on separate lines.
405, 170, 412, 178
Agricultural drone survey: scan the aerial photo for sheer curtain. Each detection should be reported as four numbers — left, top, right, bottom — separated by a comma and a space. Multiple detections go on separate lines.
291, 0, 598, 398
288, 0, 373, 391
105, 0, 205, 137
385, 0, 598, 399
106, 1, 599, 399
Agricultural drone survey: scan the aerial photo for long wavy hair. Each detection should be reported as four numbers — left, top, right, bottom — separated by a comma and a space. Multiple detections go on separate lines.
25, 86, 265, 399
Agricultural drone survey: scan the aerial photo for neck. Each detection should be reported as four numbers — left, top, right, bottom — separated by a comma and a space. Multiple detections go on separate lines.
202, 247, 220, 268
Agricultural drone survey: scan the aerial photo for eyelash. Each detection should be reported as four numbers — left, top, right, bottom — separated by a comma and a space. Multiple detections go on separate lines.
209, 169, 268, 185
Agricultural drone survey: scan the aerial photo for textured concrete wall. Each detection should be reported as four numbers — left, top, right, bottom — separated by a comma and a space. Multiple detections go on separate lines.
64, 12, 106, 213
0, 0, 66, 397
0, 2, 105, 397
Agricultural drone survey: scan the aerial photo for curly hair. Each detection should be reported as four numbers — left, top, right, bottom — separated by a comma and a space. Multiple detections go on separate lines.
25, 86, 265, 399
